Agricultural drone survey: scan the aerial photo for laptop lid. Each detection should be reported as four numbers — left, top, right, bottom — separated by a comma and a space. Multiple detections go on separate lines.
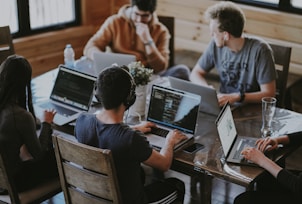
35, 65, 96, 126
50, 66, 96, 111
216, 103, 261, 166
168, 77, 220, 116
147, 85, 201, 134
93, 52, 136, 76
146, 85, 201, 149
215, 102, 238, 159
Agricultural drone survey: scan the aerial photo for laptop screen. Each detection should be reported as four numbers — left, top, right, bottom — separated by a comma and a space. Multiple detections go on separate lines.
50, 66, 96, 110
216, 103, 237, 156
147, 85, 201, 134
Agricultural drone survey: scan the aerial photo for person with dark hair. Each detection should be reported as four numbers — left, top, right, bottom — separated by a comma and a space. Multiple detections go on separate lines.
190, 1, 276, 106
0, 55, 58, 193
84, 0, 190, 80
75, 65, 186, 204
234, 133, 302, 203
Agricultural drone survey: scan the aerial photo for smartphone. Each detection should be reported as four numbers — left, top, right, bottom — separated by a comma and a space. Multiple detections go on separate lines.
183, 143, 204, 154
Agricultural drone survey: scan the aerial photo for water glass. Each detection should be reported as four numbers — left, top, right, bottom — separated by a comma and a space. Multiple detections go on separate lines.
261, 97, 276, 138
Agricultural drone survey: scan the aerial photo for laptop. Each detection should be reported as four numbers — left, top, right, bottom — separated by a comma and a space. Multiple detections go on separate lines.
169, 77, 220, 116
215, 102, 259, 165
34, 65, 96, 126
93, 52, 136, 76
145, 85, 201, 150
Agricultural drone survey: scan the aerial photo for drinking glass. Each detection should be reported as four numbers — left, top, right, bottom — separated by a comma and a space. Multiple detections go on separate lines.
261, 97, 276, 138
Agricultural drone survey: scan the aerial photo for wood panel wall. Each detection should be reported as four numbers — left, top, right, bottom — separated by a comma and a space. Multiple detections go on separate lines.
11, 0, 302, 76
156, 0, 302, 75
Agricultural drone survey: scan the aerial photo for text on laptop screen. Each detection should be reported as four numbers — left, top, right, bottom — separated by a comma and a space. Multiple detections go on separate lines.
147, 85, 201, 134
50, 67, 96, 110
216, 104, 237, 156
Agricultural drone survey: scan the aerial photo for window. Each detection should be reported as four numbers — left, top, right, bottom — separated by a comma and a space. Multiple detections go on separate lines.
0, 0, 80, 38
230, 0, 302, 14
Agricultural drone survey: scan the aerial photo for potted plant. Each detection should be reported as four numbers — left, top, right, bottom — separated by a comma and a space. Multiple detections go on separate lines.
127, 61, 153, 117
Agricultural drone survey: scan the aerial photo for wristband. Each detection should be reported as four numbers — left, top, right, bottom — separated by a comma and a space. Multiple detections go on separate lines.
144, 40, 154, 46
239, 91, 245, 102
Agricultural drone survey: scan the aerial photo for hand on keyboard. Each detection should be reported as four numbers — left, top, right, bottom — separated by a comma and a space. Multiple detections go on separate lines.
166, 129, 187, 147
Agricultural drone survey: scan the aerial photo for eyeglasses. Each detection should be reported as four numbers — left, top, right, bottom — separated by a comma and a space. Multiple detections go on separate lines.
133, 12, 151, 19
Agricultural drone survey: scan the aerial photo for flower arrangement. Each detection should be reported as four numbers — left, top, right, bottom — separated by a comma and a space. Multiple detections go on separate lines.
127, 61, 153, 86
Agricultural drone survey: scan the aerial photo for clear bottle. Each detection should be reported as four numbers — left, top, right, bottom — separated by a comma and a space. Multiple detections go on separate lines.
64, 44, 75, 68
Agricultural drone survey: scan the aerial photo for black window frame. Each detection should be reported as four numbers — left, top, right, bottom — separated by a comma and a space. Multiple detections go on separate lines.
229, 0, 302, 15
13, 0, 81, 38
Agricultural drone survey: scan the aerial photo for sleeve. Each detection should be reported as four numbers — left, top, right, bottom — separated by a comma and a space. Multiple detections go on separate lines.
256, 42, 277, 84
15, 111, 44, 159
129, 131, 153, 162
288, 131, 302, 145
277, 169, 302, 194
83, 16, 116, 59
147, 25, 170, 71
197, 40, 215, 72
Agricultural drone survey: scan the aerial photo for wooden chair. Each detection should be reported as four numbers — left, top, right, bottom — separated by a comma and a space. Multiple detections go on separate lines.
52, 134, 122, 204
0, 144, 61, 204
158, 16, 175, 68
0, 26, 15, 64
269, 43, 292, 108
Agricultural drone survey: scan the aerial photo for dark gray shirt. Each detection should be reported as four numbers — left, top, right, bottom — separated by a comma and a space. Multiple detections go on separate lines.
198, 36, 276, 93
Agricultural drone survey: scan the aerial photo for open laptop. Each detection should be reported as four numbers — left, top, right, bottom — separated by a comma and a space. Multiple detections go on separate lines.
169, 77, 220, 116
215, 102, 259, 165
93, 52, 136, 76
34, 65, 96, 126
145, 85, 201, 150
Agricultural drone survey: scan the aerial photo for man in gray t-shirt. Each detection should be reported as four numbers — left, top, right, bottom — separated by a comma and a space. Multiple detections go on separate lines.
190, 2, 276, 106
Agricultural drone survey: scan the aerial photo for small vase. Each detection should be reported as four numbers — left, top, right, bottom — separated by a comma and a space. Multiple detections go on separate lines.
129, 85, 147, 117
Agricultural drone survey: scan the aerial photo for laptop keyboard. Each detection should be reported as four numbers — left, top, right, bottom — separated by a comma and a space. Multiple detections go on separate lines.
150, 127, 169, 138
233, 139, 256, 160
39, 102, 77, 117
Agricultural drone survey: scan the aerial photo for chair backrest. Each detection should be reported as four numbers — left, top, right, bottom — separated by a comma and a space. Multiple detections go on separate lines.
158, 16, 174, 68
52, 134, 122, 204
0, 26, 15, 64
269, 43, 292, 108
0, 144, 61, 204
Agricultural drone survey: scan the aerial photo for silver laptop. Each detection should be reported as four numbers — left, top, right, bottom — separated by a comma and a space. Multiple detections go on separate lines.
215, 102, 258, 165
93, 52, 136, 76
145, 85, 201, 150
34, 65, 96, 126
169, 77, 220, 116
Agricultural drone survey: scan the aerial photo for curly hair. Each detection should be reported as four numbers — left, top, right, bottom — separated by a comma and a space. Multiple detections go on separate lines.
205, 2, 246, 38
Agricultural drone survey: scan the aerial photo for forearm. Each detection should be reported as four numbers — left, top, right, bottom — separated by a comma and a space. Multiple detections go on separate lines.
39, 122, 53, 151
190, 68, 209, 86
159, 141, 174, 171
145, 44, 168, 73
258, 156, 283, 178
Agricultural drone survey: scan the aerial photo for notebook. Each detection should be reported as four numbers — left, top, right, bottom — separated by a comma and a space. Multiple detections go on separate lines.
215, 102, 258, 165
145, 85, 201, 150
169, 77, 220, 116
93, 52, 136, 76
34, 65, 96, 126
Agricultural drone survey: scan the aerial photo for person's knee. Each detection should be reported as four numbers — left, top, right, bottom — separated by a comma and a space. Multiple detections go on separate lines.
160, 64, 191, 81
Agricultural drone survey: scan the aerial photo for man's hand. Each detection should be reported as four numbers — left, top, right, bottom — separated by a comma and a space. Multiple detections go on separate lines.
135, 22, 152, 44
131, 121, 156, 133
165, 129, 188, 147
217, 93, 240, 106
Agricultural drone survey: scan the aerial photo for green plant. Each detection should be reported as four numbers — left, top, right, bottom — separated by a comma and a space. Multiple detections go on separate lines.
127, 61, 153, 86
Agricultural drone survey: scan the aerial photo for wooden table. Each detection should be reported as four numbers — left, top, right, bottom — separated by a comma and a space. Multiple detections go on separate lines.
32, 68, 302, 204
